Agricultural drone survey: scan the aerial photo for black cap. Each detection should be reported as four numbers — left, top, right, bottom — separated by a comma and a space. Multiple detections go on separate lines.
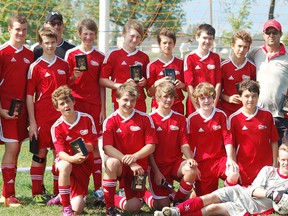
46, 11, 63, 23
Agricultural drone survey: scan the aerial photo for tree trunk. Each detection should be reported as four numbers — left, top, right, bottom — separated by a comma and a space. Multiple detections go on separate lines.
268, 0, 275, 19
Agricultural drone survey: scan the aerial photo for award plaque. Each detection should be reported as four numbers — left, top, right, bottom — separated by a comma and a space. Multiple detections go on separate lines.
161, 179, 175, 191
29, 135, 39, 154
130, 65, 142, 82
131, 174, 147, 191
75, 54, 88, 71
164, 68, 176, 82
280, 94, 288, 113
70, 137, 88, 156
8, 98, 24, 117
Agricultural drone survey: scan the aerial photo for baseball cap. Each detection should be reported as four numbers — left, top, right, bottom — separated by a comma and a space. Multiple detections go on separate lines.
263, 19, 282, 31
46, 11, 63, 23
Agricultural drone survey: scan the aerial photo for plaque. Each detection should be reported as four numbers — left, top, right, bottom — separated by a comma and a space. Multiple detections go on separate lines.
164, 68, 176, 82
75, 54, 88, 71
131, 173, 147, 191
70, 137, 88, 156
130, 65, 142, 83
29, 135, 39, 154
280, 94, 288, 113
8, 98, 24, 117
161, 179, 175, 191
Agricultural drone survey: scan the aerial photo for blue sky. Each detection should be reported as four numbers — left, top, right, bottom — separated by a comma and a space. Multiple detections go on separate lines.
182, 0, 288, 36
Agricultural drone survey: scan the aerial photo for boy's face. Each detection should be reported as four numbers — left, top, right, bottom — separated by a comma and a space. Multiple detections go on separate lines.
196, 32, 214, 52
8, 21, 27, 45
159, 35, 175, 55
198, 95, 214, 111
278, 149, 288, 175
232, 39, 250, 60
156, 92, 175, 110
56, 98, 75, 116
240, 90, 258, 111
40, 36, 57, 56
79, 27, 96, 46
116, 92, 137, 116
123, 28, 141, 50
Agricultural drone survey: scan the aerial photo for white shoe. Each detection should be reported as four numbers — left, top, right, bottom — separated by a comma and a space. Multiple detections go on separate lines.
162, 207, 180, 216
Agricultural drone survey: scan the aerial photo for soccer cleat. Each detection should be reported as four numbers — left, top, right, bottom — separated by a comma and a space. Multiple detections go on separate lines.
93, 188, 105, 207
0, 195, 5, 204
160, 207, 180, 216
62, 205, 73, 216
33, 194, 49, 206
4, 196, 22, 207
47, 194, 61, 206
106, 206, 122, 216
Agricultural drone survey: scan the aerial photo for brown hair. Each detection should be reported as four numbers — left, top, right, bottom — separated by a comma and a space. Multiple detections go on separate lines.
238, 80, 260, 96
232, 30, 252, 46
123, 19, 144, 38
52, 85, 75, 108
196, 24, 215, 39
116, 82, 139, 100
77, 18, 98, 34
155, 82, 177, 99
9, 13, 27, 27
38, 26, 58, 43
157, 28, 176, 45
192, 82, 216, 102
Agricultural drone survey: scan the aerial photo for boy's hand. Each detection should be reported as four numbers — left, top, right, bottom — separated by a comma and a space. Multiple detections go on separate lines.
174, 79, 185, 89
229, 94, 241, 104
0, 108, 16, 119
71, 153, 86, 164
72, 67, 82, 80
29, 122, 38, 140
186, 158, 198, 168
137, 77, 147, 87
122, 154, 137, 165
129, 162, 144, 176
154, 171, 165, 186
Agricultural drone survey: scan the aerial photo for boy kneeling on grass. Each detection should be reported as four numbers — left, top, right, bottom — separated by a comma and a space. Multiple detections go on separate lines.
50, 85, 98, 216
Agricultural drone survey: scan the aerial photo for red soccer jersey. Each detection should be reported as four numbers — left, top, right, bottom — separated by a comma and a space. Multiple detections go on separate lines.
103, 109, 158, 169
27, 57, 69, 122
100, 48, 149, 111
51, 111, 98, 155
65, 47, 104, 105
184, 50, 221, 115
187, 108, 231, 162
150, 110, 188, 167
146, 56, 185, 112
0, 42, 33, 107
221, 58, 256, 115
229, 107, 279, 185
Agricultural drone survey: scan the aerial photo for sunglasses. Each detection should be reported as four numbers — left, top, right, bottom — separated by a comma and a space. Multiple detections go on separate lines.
49, 21, 63, 26
264, 30, 279, 35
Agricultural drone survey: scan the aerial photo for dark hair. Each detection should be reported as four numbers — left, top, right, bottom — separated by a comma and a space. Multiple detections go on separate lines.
157, 28, 176, 45
52, 85, 75, 108
238, 80, 260, 96
77, 18, 98, 34
9, 13, 27, 27
123, 19, 144, 38
38, 27, 58, 43
196, 23, 215, 39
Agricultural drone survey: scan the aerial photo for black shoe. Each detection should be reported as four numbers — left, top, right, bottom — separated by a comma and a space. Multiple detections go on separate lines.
106, 206, 122, 216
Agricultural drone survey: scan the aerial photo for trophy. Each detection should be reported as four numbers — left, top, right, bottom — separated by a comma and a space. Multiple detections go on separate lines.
70, 137, 88, 156
131, 174, 147, 191
164, 68, 176, 82
9, 98, 24, 117
130, 65, 142, 83
75, 54, 88, 71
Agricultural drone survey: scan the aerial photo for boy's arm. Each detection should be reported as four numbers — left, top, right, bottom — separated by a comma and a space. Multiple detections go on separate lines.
225, 144, 238, 169
103, 145, 125, 161
214, 83, 221, 107
181, 144, 198, 168
26, 94, 38, 140
186, 85, 199, 110
122, 144, 155, 165
148, 154, 165, 185
221, 92, 241, 104
99, 78, 121, 90
58, 151, 86, 164
271, 141, 278, 167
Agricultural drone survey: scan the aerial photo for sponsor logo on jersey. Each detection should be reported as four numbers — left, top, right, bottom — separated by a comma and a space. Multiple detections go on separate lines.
130, 126, 141, 131
195, 65, 201, 70
80, 129, 88, 135
242, 75, 250, 80
198, 128, 204, 132
121, 61, 127, 65
258, 125, 267, 130
156, 126, 162, 131
228, 75, 234, 80
116, 128, 122, 133
11, 57, 16, 62
242, 125, 248, 130
212, 125, 221, 130
23, 58, 31, 64
66, 136, 72, 141
170, 125, 179, 130
57, 69, 66, 75
207, 64, 216, 70
44, 72, 51, 77
91, 60, 99, 66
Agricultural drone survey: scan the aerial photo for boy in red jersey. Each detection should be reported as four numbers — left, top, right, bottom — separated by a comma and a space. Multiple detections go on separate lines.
64, 18, 105, 202
184, 24, 221, 116
0, 13, 34, 207
100, 19, 149, 113
26, 27, 69, 204
149, 82, 199, 210
102, 82, 157, 215
146, 28, 186, 114
51, 85, 98, 216
229, 80, 279, 186
221, 30, 256, 117
187, 82, 239, 196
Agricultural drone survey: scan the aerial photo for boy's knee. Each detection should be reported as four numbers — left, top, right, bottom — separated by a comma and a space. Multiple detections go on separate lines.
71, 195, 85, 214
125, 197, 142, 213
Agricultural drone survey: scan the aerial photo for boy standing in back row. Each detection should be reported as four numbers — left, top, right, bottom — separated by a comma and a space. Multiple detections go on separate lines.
184, 24, 221, 116
0, 13, 34, 207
